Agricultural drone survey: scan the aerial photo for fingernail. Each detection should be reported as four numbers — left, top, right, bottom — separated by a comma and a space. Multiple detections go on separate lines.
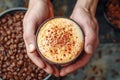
86, 45, 93, 54
60, 72, 64, 76
55, 74, 60, 77
60, 70, 66, 77
28, 44, 35, 53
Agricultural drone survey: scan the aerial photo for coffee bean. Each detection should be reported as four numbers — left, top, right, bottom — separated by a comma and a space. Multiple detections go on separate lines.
9, 26, 14, 30
15, 14, 20, 19
31, 73, 35, 77
23, 68, 27, 72
16, 68, 20, 72
6, 61, 10, 66
3, 25, 7, 30
14, 76, 18, 80
0, 56, 4, 61
11, 62, 15, 67
1, 18, 7, 23
21, 15, 24, 19
38, 76, 42, 80
6, 40, 11, 45
19, 54, 24, 60
8, 19, 13, 25
17, 60, 23, 66
22, 73, 26, 77
6, 30, 11, 35
10, 45, 14, 50
2, 64, 7, 68
0, 36, 4, 41
33, 78, 37, 80
1, 30, 7, 37
7, 35, 11, 40
4, 37, 8, 42
4, 56, 7, 61
26, 76, 32, 80
2, 75, 7, 80
11, 55, 15, 59
38, 73, 42, 77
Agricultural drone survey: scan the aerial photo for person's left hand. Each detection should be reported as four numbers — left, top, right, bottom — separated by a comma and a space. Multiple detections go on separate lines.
60, 1, 99, 76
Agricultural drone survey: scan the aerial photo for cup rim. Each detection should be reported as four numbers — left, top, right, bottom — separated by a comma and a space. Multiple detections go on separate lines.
36, 17, 84, 65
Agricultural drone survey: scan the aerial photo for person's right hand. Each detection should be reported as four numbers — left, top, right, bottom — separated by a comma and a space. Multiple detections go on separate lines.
59, 0, 99, 76
23, 0, 59, 77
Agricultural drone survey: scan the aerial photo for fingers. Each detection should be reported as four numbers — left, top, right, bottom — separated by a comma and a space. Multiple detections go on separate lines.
23, 0, 56, 77
83, 24, 98, 54
23, 5, 37, 53
27, 49, 59, 76
62, 5, 99, 77
71, 16, 99, 54
27, 51, 45, 69
52, 65, 60, 77
23, 20, 36, 53
43, 62, 60, 77
43, 63, 54, 74
23, 2, 46, 71
71, 7, 99, 54
82, 19, 99, 54
23, 9, 46, 72
60, 53, 92, 76
64, 12, 98, 76
23, 10, 57, 76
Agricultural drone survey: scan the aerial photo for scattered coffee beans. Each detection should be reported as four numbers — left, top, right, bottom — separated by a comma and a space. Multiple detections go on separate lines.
0, 11, 48, 80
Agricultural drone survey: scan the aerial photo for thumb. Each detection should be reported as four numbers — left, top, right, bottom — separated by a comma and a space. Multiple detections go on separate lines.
84, 26, 98, 54
23, 20, 36, 53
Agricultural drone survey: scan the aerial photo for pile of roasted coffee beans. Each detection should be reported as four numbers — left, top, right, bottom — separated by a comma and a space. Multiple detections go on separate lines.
0, 11, 48, 80
106, 0, 120, 29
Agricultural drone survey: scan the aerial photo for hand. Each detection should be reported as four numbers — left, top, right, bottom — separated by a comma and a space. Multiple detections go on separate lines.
23, 0, 59, 77
60, 0, 99, 76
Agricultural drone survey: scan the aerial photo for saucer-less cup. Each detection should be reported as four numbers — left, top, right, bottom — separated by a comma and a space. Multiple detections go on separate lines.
36, 17, 84, 65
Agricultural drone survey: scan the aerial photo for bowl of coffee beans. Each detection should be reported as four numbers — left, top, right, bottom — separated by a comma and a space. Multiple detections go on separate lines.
104, 0, 120, 31
0, 7, 51, 80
